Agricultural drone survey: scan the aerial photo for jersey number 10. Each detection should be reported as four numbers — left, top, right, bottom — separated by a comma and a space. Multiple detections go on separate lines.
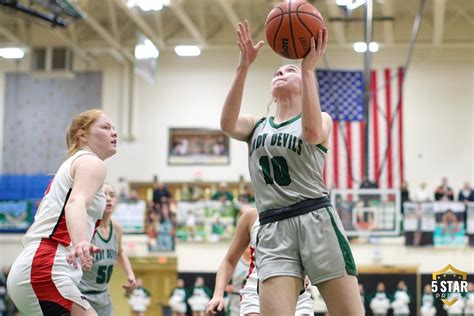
259, 156, 291, 186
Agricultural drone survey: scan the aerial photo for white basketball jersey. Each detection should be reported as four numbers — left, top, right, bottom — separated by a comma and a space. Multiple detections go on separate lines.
241, 219, 259, 294
23, 150, 105, 247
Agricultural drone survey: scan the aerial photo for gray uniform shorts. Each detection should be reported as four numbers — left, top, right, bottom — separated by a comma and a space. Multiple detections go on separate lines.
83, 291, 113, 316
255, 206, 357, 285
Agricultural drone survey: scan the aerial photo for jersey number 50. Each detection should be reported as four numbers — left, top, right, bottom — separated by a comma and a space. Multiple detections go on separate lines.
259, 156, 291, 186
96, 265, 114, 284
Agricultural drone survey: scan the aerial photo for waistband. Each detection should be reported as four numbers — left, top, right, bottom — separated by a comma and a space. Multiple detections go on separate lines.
259, 196, 332, 225
82, 289, 108, 295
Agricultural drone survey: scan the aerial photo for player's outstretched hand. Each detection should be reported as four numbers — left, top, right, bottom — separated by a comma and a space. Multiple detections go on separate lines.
66, 241, 101, 271
205, 296, 225, 315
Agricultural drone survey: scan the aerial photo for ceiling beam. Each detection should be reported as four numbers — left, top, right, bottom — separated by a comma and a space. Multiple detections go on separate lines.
153, 12, 164, 40
432, 0, 446, 45
453, 7, 474, 27
326, 1, 346, 45
68, 23, 78, 43
0, 25, 26, 46
72, 4, 133, 62
169, 0, 207, 46
114, 0, 166, 49
216, 0, 240, 29
381, 0, 394, 44
106, 0, 120, 40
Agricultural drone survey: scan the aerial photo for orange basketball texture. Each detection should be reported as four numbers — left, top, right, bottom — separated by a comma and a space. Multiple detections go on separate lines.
265, 1, 326, 59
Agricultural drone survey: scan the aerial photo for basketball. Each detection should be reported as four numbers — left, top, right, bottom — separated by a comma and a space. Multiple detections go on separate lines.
265, 0, 326, 59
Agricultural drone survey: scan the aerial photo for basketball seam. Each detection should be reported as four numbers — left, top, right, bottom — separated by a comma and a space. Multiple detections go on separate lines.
288, 1, 298, 59
272, 7, 285, 54
265, 11, 325, 26
296, 4, 320, 54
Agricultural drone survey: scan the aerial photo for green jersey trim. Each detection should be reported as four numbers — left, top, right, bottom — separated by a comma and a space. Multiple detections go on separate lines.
317, 144, 328, 153
325, 207, 358, 276
97, 221, 113, 243
269, 114, 301, 129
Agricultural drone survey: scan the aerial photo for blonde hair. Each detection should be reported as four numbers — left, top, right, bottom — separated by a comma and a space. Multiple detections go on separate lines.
66, 109, 104, 156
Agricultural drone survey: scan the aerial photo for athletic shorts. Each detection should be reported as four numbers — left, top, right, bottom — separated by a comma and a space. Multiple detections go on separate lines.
240, 285, 314, 315
82, 291, 112, 316
7, 239, 91, 316
256, 206, 357, 285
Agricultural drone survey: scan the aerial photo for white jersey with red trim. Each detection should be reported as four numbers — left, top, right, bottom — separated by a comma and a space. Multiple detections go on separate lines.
241, 219, 258, 295
23, 150, 106, 247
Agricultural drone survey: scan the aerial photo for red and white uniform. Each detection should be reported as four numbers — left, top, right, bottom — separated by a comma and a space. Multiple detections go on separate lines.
7, 150, 105, 315
240, 219, 314, 315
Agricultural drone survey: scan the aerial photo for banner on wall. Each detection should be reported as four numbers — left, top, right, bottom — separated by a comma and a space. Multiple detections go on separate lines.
0, 200, 36, 232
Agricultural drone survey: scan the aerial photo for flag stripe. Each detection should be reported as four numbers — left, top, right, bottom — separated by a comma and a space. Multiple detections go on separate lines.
360, 121, 365, 181
385, 68, 393, 188
333, 121, 339, 188
371, 70, 380, 184
398, 67, 404, 183
345, 121, 353, 189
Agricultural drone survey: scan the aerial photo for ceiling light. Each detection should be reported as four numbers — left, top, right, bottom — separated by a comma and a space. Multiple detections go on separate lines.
353, 42, 367, 53
353, 42, 379, 53
127, 0, 164, 11
175, 45, 201, 57
135, 39, 159, 59
369, 42, 379, 52
0, 48, 25, 59
336, 0, 352, 5
347, 0, 366, 10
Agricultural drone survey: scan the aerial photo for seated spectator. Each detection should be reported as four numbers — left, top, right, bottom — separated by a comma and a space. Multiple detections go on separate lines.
434, 177, 454, 201
153, 180, 172, 205
238, 184, 255, 204
458, 181, 474, 204
414, 182, 431, 202
211, 182, 234, 202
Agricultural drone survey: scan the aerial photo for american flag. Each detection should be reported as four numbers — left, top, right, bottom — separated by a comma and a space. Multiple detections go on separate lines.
317, 68, 405, 190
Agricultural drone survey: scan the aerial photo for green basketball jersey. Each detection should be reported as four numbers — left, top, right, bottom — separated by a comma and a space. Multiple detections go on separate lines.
248, 114, 328, 213
79, 221, 118, 293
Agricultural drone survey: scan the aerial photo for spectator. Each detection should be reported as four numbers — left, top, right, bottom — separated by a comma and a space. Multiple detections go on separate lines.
420, 284, 436, 316
458, 181, 474, 204
414, 182, 431, 202
118, 176, 130, 202
187, 277, 211, 316
464, 282, 474, 316
391, 280, 410, 316
153, 181, 172, 205
128, 278, 151, 316
400, 181, 410, 215
156, 203, 175, 251
441, 210, 462, 239
359, 177, 379, 206
211, 182, 234, 202
434, 177, 454, 201
238, 184, 255, 204
370, 282, 390, 316
168, 279, 188, 316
